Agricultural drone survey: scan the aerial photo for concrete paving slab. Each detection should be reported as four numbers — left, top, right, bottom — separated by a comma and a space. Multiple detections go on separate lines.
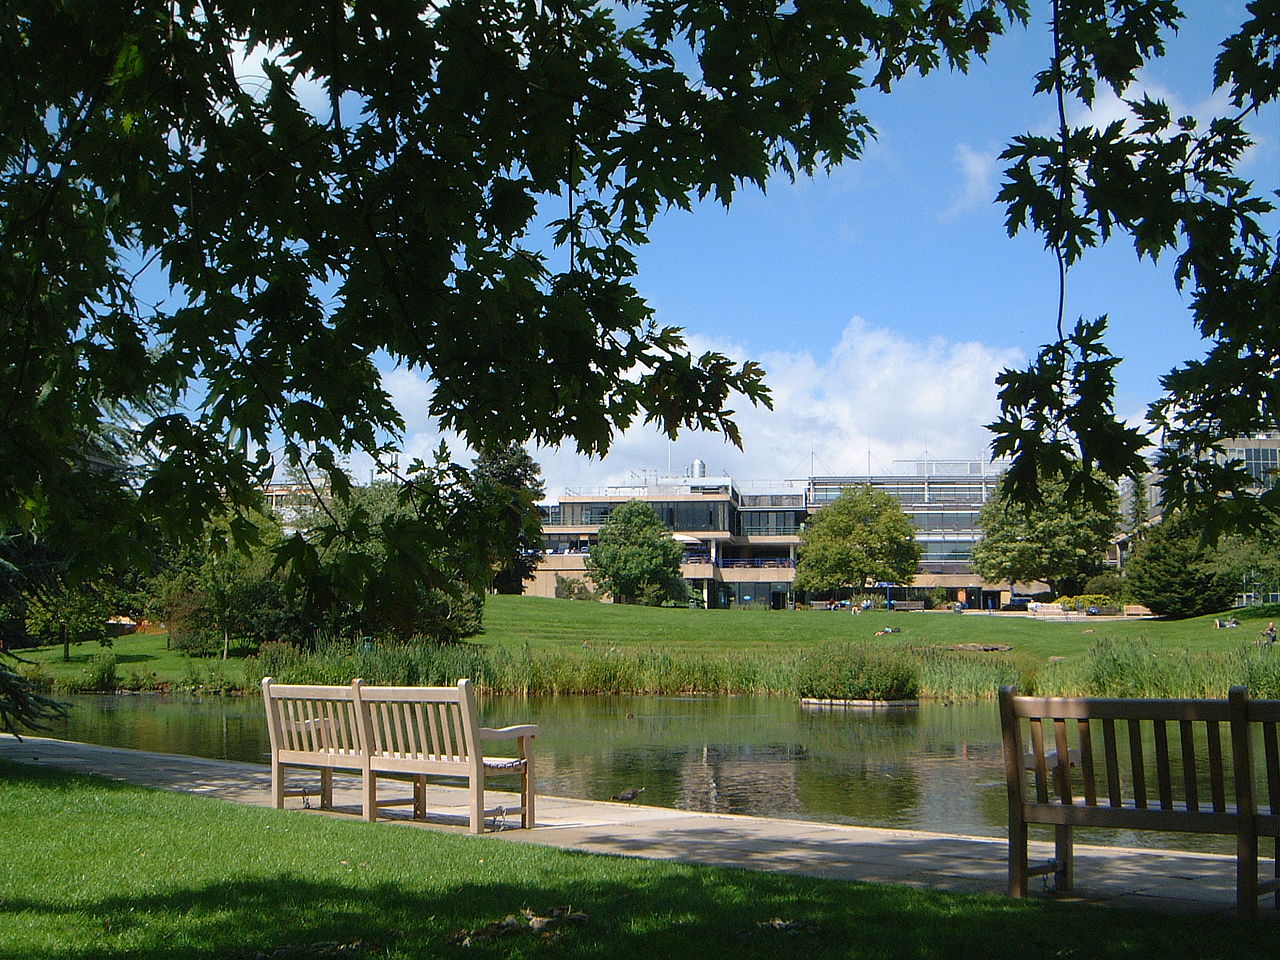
2, 733, 1276, 918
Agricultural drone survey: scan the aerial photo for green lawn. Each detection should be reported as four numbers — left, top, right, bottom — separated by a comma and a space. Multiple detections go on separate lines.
14, 597, 1276, 694
12, 631, 244, 691
478, 594, 1274, 662
0, 759, 1271, 960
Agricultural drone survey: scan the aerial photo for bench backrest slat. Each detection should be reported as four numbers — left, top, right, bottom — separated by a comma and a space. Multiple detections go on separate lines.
1265, 722, 1280, 817
1207, 721, 1226, 812
1053, 718, 1073, 804
1078, 718, 1097, 805
1102, 718, 1122, 806
1179, 719, 1199, 813
1029, 718, 1050, 803
1128, 719, 1147, 809
1152, 720, 1173, 811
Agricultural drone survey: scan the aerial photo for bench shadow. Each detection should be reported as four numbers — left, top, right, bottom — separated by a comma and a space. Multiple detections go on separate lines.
6, 861, 1275, 960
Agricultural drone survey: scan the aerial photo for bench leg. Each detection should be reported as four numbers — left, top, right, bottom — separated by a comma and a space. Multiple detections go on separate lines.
271, 760, 285, 810
1054, 824, 1074, 892
320, 768, 333, 810
1238, 830, 1260, 918
469, 778, 484, 834
413, 776, 427, 820
1008, 820, 1028, 898
522, 754, 535, 829
362, 771, 377, 823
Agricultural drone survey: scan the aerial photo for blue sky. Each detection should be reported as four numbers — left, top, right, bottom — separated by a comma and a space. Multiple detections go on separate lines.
372, 3, 1279, 496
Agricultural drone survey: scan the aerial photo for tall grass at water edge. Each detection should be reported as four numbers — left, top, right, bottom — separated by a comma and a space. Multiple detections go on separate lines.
246, 635, 1280, 702
1032, 638, 1280, 699
248, 639, 1026, 702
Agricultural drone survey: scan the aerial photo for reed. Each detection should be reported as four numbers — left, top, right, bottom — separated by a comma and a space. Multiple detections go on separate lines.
794, 644, 918, 701
911, 646, 1020, 702
1031, 638, 1280, 699
242, 635, 1280, 703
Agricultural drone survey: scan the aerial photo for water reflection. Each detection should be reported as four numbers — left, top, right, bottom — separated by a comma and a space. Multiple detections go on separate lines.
41, 693, 1230, 854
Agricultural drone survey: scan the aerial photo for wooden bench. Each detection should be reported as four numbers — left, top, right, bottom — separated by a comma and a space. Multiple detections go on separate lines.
261, 677, 538, 833
892, 600, 925, 611
999, 685, 1279, 916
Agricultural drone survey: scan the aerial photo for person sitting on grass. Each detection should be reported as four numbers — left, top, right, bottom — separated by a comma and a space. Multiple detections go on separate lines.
1261, 622, 1277, 645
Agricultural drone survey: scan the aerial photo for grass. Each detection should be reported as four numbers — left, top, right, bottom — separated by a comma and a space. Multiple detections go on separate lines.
12, 631, 244, 693
0, 758, 1273, 960
478, 595, 1278, 661
14, 597, 1280, 701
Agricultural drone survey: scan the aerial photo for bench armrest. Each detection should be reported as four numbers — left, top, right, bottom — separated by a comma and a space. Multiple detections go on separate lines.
479, 724, 540, 741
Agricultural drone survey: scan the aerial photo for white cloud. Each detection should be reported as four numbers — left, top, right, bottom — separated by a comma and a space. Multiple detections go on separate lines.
364, 319, 1024, 499
943, 144, 999, 219
231, 42, 333, 122
533, 318, 1025, 497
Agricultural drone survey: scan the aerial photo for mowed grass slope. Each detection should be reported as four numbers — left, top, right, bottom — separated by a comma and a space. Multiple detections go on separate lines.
0, 759, 1272, 960
478, 594, 1272, 662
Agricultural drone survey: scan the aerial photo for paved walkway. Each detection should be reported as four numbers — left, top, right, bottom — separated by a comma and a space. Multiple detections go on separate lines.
1, 734, 1269, 918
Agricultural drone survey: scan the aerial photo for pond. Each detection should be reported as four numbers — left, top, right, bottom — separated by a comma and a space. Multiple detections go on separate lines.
42, 693, 1230, 854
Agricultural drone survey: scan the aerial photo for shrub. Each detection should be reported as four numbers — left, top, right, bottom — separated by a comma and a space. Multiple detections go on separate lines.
165, 591, 224, 657
555, 575, 597, 601
16, 662, 53, 693
1055, 594, 1121, 615
1083, 571, 1124, 599
795, 644, 918, 701
85, 655, 117, 691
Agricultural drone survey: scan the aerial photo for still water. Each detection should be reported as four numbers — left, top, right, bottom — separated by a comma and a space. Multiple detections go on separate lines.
42, 693, 1228, 854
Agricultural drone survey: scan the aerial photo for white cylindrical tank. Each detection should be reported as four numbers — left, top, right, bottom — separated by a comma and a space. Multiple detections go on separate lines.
691, 458, 706, 477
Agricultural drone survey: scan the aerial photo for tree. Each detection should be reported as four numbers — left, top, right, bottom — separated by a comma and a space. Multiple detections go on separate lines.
23, 586, 113, 651
0, 654, 66, 737
971, 475, 1119, 598
471, 445, 546, 595
147, 512, 301, 657
1124, 515, 1238, 619
794, 486, 920, 595
586, 501, 685, 605
1209, 523, 1280, 605
987, 3, 1279, 539
3, 3, 1275, 720
289, 478, 493, 641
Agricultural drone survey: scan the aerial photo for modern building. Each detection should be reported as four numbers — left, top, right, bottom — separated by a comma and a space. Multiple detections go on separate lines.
1115, 431, 1280, 605
530, 458, 1023, 608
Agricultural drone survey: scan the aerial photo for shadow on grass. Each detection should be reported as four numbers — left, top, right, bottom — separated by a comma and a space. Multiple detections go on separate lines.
0, 763, 1274, 960
5, 864, 1272, 960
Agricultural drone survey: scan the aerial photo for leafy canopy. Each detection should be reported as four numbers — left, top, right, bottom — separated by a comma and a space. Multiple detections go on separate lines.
585, 500, 686, 605
990, 1, 1279, 536
794, 485, 920, 593
1, 0, 1022, 591
971, 473, 1119, 597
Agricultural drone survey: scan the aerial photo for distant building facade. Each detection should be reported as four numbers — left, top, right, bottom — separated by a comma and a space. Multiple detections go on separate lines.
1114, 431, 1280, 605
531, 458, 1025, 608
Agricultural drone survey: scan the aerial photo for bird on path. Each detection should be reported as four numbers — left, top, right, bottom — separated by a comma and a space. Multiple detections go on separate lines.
611, 786, 646, 802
